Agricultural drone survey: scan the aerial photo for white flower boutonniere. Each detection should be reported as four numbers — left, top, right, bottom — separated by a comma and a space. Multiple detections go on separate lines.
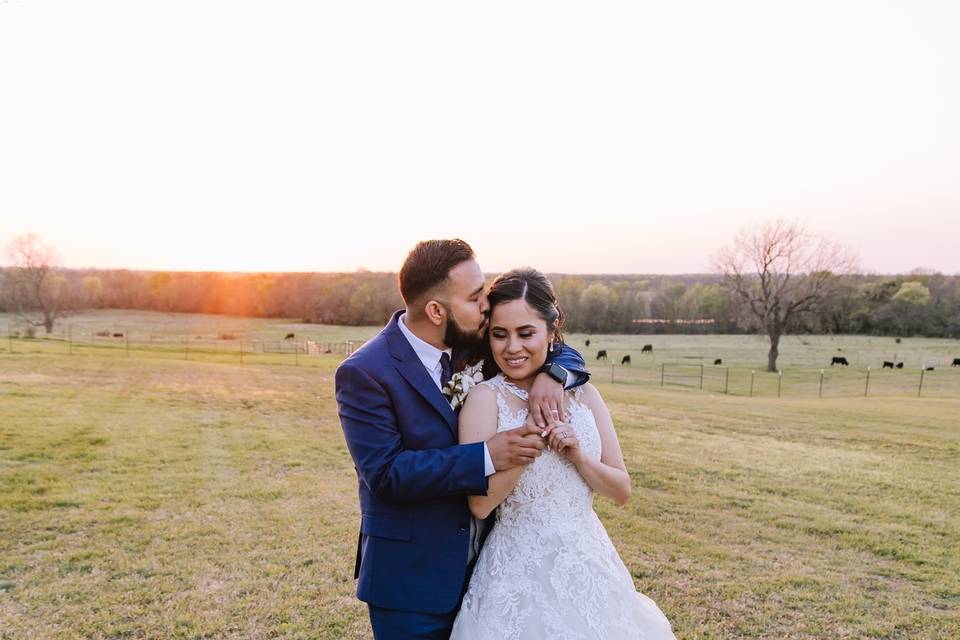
442, 361, 485, 411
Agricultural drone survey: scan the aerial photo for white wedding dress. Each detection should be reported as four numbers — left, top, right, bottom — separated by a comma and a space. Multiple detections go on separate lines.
450, 375, 675, 640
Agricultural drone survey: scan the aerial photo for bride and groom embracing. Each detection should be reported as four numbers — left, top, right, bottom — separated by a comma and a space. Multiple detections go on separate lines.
335, 239, 675, 639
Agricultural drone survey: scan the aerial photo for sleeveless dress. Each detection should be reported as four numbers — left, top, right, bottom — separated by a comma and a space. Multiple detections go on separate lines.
450, 374, 675, 640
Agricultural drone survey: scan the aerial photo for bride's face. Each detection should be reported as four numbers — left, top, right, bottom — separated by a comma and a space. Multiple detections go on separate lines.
489, 298, 555, 383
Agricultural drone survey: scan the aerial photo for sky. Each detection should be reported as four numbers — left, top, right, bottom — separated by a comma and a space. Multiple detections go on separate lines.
1, 0, 958, 275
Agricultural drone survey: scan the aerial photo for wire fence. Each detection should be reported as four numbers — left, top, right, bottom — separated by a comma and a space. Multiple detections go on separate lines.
602, 361, 960, 399
0, 322, 365, 367
4, 322, 959, 399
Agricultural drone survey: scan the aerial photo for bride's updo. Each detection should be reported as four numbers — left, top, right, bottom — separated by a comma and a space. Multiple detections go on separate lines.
482, 267, 565, 377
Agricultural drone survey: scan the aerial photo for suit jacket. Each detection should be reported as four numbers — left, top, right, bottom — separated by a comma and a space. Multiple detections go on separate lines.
335, 310, 589, 614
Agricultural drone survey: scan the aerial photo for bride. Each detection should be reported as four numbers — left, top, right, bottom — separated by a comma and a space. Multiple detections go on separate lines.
450, 268, 675, 640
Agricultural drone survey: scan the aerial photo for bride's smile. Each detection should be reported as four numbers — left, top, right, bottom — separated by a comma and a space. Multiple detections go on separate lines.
488, 298, 554, 387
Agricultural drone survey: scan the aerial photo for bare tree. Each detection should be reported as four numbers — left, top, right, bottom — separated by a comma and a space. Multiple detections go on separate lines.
3, 233, 72, 334
715, 220, 857, 372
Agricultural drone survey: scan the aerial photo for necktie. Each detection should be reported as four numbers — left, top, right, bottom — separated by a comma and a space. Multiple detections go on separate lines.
439, 352, 453, 389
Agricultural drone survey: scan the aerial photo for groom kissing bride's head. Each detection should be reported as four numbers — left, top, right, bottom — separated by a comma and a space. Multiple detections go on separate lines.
398, 238, 489, 353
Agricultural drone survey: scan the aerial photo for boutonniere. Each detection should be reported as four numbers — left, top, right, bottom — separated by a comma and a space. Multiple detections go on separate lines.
441, 361, 485, 410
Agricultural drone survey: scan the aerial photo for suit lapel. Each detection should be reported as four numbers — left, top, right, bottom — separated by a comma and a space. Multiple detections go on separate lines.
385, 312, 458, 435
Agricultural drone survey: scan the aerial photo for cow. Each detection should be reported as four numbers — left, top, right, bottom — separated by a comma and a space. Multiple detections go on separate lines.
621, 355, 631, 365
284, 333, 295, 340
831, 356, 849, 366
641, 344, 653, 353
95, 331, 110, 337
714, 358, 722, 366
585, 339, 590, 347
112, 332, 124, 338
596, 350, 608, 361
882, 361, 894, 369
896, 362, 904, 369
952, 358, 960, 367
925, 366, 935, 371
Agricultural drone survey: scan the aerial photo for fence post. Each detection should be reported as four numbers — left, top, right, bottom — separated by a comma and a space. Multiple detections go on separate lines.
68, 324, 72, 356
724, 367, 729, 394
699, 364, 704, 390
610, 364, 614, 384
295, 341, 299, 366
240, 341, 244, 365
778, 370, 783, 398
864, 367, 871, 397
126, 330, 130, 357
7, 323, 12, 353
660, 362, 665, 387
819, 369, 824, 398
749, 370, 755, 397
918, 368, 925, 397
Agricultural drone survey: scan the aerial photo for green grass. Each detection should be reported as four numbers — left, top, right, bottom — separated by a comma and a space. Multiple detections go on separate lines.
1, 313, 959, 638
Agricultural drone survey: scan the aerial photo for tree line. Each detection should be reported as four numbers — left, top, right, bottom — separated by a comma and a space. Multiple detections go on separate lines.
2, 265, 957, 338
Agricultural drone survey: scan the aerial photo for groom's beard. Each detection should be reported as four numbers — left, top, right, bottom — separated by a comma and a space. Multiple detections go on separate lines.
443, 311, 485, 353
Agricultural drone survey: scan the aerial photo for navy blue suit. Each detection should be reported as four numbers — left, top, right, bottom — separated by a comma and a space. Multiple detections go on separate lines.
335, 310, 588, 637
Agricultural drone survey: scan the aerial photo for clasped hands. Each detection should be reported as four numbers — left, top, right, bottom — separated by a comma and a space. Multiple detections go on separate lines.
487, 376, 581, 472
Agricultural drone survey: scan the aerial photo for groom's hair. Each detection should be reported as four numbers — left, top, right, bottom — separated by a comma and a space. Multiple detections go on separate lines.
399, 239, 475, 311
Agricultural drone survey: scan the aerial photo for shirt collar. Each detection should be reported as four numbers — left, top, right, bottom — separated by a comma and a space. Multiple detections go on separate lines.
398, 312, 453, 372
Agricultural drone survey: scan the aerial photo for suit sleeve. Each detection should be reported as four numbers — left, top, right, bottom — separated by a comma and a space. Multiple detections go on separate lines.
336, 362, 489, 503
549, 343, 590, 388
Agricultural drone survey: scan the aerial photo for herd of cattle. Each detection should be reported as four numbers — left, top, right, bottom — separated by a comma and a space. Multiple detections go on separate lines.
594, 344, 723, 366
590, 341, 960, 371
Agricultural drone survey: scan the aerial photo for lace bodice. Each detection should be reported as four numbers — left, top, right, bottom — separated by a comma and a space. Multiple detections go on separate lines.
482, 374, 602, 531
452, 375, 676, 640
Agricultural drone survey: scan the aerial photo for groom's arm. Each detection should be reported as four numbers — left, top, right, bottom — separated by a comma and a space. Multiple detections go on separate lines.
528, 343, 591, 427
548, 343, 590, 389
336, 362, 489, 503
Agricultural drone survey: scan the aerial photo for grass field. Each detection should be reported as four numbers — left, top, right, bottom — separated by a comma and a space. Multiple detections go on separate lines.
1, 311, 959, 638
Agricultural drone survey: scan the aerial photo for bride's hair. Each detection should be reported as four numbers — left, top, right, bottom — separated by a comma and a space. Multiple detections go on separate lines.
481, 267, 565, 378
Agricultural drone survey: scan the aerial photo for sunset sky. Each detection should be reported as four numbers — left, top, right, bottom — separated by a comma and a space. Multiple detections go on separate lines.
1, 0, 958, 275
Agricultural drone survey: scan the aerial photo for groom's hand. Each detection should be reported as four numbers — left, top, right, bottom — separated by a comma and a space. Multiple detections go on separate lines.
528, 372, 568, 427
487, 424, 546, 471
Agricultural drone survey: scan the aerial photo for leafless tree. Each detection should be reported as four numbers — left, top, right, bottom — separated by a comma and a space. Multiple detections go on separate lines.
715, 220, 857, 372
3, 233, 72, 334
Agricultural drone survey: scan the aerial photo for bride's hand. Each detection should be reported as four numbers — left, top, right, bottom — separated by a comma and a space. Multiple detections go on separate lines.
543, 423, 583, 463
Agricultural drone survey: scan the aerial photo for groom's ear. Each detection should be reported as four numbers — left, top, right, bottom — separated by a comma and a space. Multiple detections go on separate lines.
424, 300, 446, 327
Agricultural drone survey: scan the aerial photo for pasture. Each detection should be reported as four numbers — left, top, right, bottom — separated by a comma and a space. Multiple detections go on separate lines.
1, 311, 959, 638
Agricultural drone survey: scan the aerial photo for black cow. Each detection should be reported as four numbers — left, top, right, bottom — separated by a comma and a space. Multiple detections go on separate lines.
641, 344, 653, 353
714, 358, 722, 366
925, 366, 935, 371
621, 355, 631, 365
112, 332, 124, 338
596, 350, 608, 361
896, 362, 904, 369
585, 339, 590, 347
284, 333, 295, 340
882, 361, 894, 369
952, 358, 960, 367
831, 356, 849, 366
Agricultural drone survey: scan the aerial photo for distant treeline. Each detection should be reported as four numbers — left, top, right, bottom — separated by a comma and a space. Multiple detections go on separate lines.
1, 268, 958, 337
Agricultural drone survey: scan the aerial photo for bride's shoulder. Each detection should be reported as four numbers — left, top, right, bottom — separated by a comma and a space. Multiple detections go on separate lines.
574, 381, 603, 406
464, 378, 498, 404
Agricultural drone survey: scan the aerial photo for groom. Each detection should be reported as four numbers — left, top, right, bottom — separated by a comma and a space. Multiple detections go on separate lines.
335, 239, 589, 639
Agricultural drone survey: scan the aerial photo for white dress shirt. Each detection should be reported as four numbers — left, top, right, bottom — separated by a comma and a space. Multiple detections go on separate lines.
398, 313, 497, 476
